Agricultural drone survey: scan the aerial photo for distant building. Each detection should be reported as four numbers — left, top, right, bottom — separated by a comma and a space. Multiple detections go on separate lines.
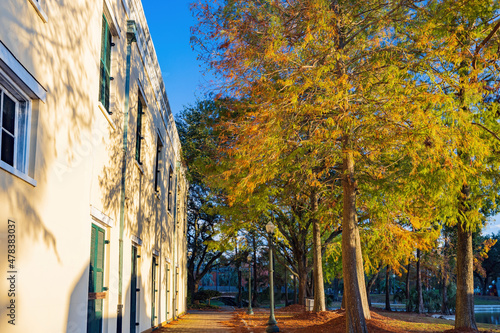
0, 1, 187, 332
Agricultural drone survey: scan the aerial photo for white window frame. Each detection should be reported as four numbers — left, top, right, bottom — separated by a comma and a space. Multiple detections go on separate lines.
0, 67, 35, 186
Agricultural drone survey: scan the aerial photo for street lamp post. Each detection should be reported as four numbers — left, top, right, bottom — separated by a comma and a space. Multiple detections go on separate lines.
266, 221, 279, 333
247, 254, 254, 315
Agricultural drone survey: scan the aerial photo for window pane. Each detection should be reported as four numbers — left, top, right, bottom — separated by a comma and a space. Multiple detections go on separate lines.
105, 30, 112, 70
16, 102, 27, 173
1, 130, 14, 166
98, 64, 110, 111
99, 64, 105, 106
104, 73, 110, 111
2, 93, 15, 134
100, 16, 107, 62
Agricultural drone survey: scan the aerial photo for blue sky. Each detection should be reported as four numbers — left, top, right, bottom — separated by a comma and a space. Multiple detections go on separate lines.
140, 0, 500, 236
142, 0, 208, 117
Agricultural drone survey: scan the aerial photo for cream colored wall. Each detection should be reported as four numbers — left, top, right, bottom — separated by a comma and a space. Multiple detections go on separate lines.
0, 0, 187, 332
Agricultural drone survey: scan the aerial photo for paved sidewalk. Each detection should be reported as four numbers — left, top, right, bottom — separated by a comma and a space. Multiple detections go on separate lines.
157, 310, 235, 332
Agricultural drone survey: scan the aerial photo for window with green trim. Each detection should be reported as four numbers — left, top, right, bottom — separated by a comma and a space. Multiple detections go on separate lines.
135, 96, 143, 164
98, 15, 112, 113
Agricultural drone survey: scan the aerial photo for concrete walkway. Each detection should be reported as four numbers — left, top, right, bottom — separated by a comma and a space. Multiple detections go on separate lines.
157, 309, 235, 332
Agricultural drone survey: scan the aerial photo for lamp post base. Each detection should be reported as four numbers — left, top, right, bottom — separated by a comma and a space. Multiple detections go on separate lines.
247, 307, 254, 315
266, 323, 280, 332
266, 316, 279, 332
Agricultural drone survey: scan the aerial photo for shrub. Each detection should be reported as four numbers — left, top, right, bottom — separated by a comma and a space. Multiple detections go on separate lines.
194, 290, 222, 305
405, 286, 456, 313
188, 302, 220, 310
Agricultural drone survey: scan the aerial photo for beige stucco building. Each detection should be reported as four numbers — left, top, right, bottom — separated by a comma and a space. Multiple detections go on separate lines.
0, 0, 188, 332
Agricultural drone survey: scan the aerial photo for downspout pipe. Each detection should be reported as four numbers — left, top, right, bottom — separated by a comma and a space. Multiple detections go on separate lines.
172, 161, 179, 319
117, 20, 137, 333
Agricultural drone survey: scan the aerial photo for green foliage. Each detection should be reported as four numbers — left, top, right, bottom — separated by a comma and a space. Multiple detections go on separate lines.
194, 290, 222, 302
188, 303, 220, 310
189, 2, 500, 327
404, 284, 457, 313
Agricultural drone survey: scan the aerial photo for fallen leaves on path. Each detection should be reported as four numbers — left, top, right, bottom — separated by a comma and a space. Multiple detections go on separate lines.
226, 305, 499, 333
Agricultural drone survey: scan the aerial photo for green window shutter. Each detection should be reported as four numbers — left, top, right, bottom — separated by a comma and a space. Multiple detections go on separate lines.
130, 246, 138, 332
151, 256, 157, 327
89, 225, 105, 293
135, 98, 143, 163
99, 15, 112, 113
88, 226, 96, 292
88, 224, 105, 333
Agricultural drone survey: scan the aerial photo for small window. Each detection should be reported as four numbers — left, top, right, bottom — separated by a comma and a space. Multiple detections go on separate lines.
135, 96, 144, 164
0, 76, 31, 176
154, 136, 163, 192
99, 15, 113, 113
167, 165, 174, 212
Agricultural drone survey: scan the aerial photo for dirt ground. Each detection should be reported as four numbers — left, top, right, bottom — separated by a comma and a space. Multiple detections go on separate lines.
222, 305, 500, 333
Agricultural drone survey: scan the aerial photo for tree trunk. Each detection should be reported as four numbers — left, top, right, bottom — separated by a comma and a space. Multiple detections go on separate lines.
385, 266, 391, 311
341, 284, 346, 309
366, 269, 379, 308
406, 263, 411, 312
191, 278, 201, 304
188, 272, 195, 305
253, 234, 258, 307
341, 149, 369, 333
355, 224, 370, 319
441, 265, 449, 314
312, 190, 326, 312
416, 249, 424, 314
298, 264, 307, 306
236, 239, 242, 307
480, 276, 488, 296
293, 275, 297, 304
307, 270, 313, 298
333, 278, 339, 302
285, 269, 289, 306
238, 272, 242, 306
455, 221, 478, 330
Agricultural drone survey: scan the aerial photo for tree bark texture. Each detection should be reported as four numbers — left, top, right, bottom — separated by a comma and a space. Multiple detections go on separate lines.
366, 269, 379, 308
455, 221, 478, 330
298, 260, 307, 305
385, 266, 391, 311
355, 224, 370, 319
312, 190, 326, 312
285, 270, 289, 306
416, 249, 424, 314
341, 150, 369, 333
341, 286, 346, 309
406, 263, 411, 312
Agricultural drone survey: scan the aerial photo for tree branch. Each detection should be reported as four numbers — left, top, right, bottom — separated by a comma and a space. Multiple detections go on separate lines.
472, 122, 500, 142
